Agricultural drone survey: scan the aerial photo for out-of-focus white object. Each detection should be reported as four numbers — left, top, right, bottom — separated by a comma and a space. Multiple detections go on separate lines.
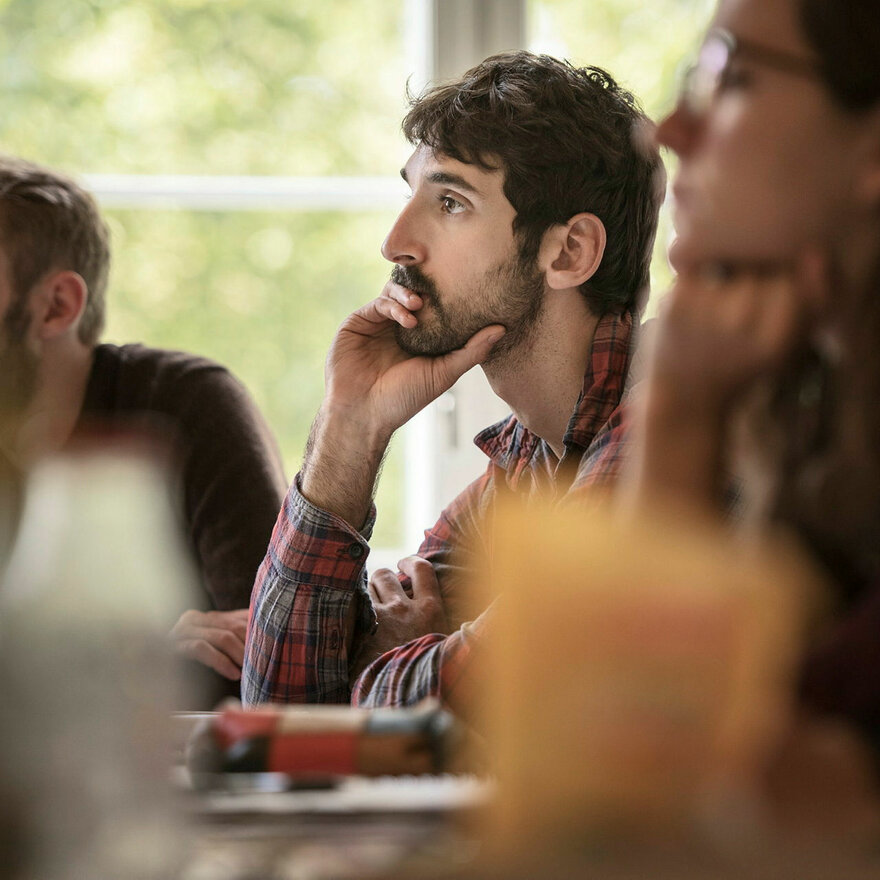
0, 441, 200, 879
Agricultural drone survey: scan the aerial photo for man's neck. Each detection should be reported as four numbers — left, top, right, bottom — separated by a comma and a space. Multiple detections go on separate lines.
484, 291, 601, 459
2, 342, 95, 469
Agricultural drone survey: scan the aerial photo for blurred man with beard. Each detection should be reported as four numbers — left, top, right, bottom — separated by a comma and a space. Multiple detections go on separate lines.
243, 51, 664, 710
0, 156, 287, 700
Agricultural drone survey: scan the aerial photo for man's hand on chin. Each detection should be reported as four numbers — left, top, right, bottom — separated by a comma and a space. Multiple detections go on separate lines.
323, 283, 505, 438
301, 287, 504, 528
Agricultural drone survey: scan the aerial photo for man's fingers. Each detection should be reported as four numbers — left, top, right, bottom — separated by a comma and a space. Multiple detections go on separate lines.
203, 609, 250, 639
369, 567, 405, 603
374, 283, 426, 328
211, 627, 247, 666
187, 626, 246, 665
397, 556, 441, 599
374, 294, 418, 328
175, 608, 249, 628
179, 639, 242, 681
343, 296, 410, 335
382, 281, 423, 311
434, 324, 506, 385
170, 612, 247, 667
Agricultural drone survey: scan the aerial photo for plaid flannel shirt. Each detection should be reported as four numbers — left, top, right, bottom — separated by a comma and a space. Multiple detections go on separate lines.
243, 310, 637, 710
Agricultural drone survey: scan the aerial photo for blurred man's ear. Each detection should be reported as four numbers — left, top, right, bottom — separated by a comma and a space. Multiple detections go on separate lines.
34, 271, 87, 341
540, 213, 606, 291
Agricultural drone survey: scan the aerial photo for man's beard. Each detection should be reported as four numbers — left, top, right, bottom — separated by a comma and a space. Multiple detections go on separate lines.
391, 255, 545, 362
0, 295, 39, 424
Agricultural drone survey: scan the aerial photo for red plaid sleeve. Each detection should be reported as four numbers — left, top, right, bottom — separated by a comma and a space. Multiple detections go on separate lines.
351, 604, 493, 713
242, 474, 377, 705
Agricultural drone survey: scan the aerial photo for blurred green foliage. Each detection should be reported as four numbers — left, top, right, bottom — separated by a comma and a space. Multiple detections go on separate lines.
102, 207, 404, 543
0, 0, 714, 548
0, 0, 410, 175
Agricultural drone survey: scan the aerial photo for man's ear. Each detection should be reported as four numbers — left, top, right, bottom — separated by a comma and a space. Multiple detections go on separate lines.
33, 271, 88, 340
539, 213, 606, 291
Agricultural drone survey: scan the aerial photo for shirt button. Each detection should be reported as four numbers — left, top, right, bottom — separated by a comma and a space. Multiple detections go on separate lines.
328, 629, 340, 649
348, 543, 365, 559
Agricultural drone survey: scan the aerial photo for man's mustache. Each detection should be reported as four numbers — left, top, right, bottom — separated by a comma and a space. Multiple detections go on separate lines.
390, 265, 437, 299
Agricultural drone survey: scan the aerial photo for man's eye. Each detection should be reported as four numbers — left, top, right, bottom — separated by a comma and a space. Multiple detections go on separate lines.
439, 195, 465, 214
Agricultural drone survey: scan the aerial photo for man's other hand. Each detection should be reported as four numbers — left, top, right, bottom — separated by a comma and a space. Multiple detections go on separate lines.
352, 557, 450, 678
169, 608, 250, 681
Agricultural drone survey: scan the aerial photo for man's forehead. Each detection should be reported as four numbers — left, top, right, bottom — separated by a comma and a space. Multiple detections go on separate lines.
400, 147, 504, 198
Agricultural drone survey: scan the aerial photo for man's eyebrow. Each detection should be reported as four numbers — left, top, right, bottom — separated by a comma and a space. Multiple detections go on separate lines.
399, 166, 482, 197
426, 171, 482, 196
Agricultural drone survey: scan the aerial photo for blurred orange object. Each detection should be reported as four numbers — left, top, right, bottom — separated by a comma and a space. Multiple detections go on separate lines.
478, 498, 826, 857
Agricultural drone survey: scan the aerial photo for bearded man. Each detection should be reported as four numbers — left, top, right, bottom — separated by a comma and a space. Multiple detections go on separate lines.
243, 51, 664, 711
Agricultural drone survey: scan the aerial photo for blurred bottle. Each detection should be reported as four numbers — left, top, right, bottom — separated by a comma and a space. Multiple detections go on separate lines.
0, 436, 201, 880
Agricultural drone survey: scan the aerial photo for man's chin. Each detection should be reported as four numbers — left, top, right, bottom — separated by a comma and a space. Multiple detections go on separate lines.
393, 324, 464, 357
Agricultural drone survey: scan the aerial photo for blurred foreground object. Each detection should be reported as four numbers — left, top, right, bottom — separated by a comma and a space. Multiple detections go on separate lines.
0, 439, 201, 879
179, 703, 486, 880
187, 699, 463, 786
478, 499, 842, 867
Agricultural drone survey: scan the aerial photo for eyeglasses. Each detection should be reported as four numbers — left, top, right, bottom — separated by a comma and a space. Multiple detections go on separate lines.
679, 28, 823, 117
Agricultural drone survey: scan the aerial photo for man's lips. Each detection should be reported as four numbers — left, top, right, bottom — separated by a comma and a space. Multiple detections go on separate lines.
390, 270, 428, 298
392, 279, 429, 301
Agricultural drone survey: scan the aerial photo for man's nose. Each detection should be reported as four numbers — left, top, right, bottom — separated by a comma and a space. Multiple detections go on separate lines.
381, 202, 426, 265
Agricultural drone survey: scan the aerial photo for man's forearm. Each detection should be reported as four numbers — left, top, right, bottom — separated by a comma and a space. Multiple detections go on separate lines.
301, 404, 392, 529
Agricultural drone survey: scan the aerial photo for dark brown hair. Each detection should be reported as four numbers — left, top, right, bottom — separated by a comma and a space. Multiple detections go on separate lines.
402, 51, 664, 316
775, 0, 880, 588
0, 156, 110, 346
800, 0, 880, 111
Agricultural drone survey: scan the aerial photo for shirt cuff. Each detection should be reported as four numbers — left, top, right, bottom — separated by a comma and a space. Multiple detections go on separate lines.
292, 472, 377, 539
266, 473, 377, 591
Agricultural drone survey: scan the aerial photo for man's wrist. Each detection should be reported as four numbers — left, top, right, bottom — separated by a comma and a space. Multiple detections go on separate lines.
315, 400, 394, 452
300, 404, 392, 528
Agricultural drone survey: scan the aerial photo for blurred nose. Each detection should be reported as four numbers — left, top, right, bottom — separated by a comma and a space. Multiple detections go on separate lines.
381, 201, 425, 266
656, 103, 700, 157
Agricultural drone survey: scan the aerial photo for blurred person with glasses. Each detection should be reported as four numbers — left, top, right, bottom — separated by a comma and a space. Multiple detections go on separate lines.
631, 0, 880, 835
